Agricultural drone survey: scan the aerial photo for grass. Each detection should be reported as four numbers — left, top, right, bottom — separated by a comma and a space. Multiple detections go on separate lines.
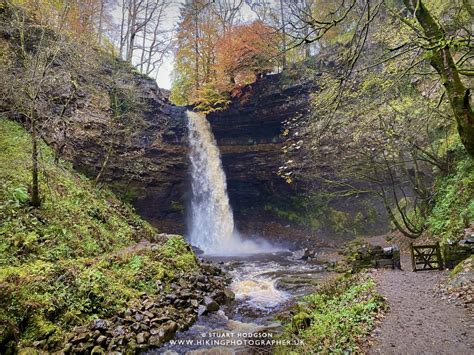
0, 119, 197, 351
277, 274, 386, 354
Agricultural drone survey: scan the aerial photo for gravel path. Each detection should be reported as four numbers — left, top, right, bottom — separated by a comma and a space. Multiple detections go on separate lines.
368, 255, 474, 355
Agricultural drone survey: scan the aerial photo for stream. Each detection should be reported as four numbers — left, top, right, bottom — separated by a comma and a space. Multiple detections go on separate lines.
150, 249, 333, 354
156, 111, 333, 354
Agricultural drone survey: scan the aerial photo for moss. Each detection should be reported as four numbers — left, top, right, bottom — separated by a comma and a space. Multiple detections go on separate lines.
263, 194, 380, 236
426, 151, 474, 243
450, 255, 474, 277
0, 119, 196, 350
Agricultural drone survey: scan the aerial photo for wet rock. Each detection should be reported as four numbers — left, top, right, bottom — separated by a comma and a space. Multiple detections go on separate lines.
148, 321, 178, 346
198, 305, 207, 316
58, 260, 229, 352
223, 288, 235, 303
192, 246, 204, 255
203, 296, 219, 312
201, 263, 221, 276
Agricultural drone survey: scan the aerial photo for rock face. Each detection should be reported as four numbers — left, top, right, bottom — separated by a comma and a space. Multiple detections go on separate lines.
207, 74, 316, 211
36, 64, 189, 232
0, 8, 189, 232
42, 69, 317, 232
62, 72, 188, 231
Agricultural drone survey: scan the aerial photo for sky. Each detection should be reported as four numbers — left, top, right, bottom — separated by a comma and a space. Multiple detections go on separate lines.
154, 1, 181, 89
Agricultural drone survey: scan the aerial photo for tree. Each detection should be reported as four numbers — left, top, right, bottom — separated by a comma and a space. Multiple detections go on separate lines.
117, 0, 171, 76
280, 0, 472, 238
215, 20, 279, 86
401, 0, 474, 156
286, 0, 474, 157
1, 1, 76, 207
211, 0, 244, 35
171, 0, 220, 105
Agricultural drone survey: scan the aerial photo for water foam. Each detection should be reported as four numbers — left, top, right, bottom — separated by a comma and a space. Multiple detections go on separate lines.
187, 110, 277, 255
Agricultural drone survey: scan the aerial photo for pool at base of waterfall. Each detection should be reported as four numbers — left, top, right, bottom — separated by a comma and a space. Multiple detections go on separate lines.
148, 250, 334, 354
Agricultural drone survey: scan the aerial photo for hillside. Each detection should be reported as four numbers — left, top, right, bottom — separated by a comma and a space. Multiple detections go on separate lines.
0, 119, 225, 353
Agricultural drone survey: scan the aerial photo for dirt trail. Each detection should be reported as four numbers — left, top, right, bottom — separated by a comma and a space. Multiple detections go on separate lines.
368, 245, 473, 355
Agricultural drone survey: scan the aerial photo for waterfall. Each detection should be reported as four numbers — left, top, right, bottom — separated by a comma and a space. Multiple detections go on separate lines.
187, 110, 236, 253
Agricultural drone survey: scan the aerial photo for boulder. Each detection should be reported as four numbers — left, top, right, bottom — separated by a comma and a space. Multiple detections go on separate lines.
90, 319, 111, 331
203, 296, 219, 312
223, 288, 235, 303
136, 332, 149, 344
148, 321, 178, 346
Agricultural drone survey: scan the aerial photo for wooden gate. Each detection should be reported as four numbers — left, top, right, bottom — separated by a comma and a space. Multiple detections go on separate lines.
410, 243, 443, 272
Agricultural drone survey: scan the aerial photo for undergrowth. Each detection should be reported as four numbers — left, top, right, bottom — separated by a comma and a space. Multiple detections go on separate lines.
277, 274, 386, 354
426, 152, 474, 243
0, 119, 197, 351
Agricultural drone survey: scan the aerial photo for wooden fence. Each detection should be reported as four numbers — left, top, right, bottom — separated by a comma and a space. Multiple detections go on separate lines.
410, 242, 443, 272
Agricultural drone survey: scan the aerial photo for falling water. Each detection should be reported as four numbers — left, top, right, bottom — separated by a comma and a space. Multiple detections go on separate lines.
187, 110, 236, 254
187, 110, 283, 255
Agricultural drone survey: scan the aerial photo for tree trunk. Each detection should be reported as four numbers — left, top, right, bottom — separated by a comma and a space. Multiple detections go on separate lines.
404, 0, 474, 156
94, 145, 113, 186
98, 0, 105, 45
279, 0, 287, 69
31, 117, 40, 207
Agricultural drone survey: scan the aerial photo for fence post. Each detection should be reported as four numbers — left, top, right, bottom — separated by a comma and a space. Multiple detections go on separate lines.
436, 242, 443, 270
410, 243, 416, 272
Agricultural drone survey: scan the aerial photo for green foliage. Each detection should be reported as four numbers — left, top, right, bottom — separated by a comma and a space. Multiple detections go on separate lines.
277, 275, 386, 354
427, 152, 474, 243
263, 194, 378, 236
193, 82, 231, 114
0, 119, 197, 349
0, 119, 154, 264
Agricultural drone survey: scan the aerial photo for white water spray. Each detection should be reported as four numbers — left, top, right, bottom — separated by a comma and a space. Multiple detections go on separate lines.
187, 110, 277, 255
187, 110, 236, 254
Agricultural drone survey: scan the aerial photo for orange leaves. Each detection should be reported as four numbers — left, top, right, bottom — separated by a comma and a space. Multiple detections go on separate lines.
215, 21, 279, 87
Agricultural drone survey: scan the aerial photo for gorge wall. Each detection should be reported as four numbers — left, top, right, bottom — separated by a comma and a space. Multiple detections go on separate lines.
48, 68, 190, 232
1, 7, 386, 238
207, 74, 316, 213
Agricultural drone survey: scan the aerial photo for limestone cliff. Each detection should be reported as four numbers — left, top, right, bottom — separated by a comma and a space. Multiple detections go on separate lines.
207, 74, 316, 211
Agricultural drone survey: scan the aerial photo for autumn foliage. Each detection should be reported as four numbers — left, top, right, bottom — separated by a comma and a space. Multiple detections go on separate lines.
215, 21, 279, 88
171, 5, 280, 108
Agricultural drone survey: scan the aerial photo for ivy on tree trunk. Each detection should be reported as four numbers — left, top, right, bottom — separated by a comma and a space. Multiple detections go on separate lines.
404, 0, 474, 156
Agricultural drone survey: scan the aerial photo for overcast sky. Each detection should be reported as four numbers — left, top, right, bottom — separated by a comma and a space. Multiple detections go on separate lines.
154, 1, 181, 89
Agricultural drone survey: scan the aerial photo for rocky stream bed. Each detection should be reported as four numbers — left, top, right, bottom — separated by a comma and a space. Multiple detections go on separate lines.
63, 248, 336, 354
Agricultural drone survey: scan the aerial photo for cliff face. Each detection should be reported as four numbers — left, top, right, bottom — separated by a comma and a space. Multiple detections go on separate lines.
207, 74, 316, 212
51, 71, 318, 233
62, 71, 189, 229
